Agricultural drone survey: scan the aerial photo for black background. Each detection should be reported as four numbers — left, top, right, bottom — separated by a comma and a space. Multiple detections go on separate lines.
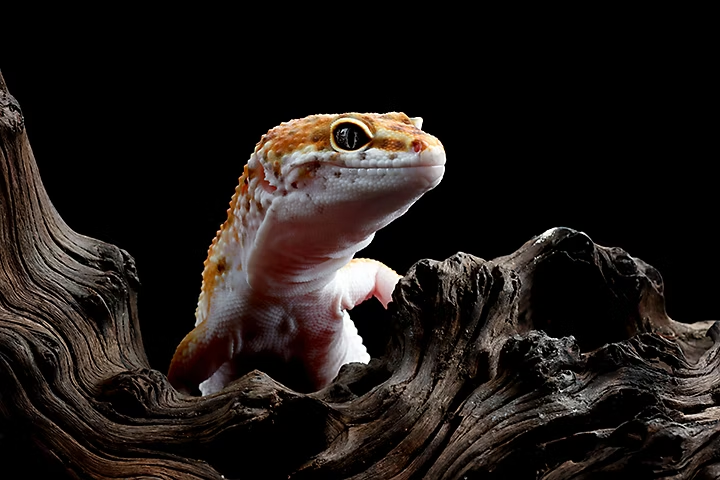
2, 11, 715, 378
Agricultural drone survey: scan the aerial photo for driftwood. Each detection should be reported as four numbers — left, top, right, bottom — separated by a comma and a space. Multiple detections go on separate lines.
2, 69, 720, 479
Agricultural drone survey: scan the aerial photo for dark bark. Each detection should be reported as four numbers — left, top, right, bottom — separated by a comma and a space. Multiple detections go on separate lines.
1, 70, 719, 479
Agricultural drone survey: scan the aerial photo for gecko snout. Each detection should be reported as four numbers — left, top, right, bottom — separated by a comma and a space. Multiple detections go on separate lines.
414, 144, 446, 188
419, 143, 446, 167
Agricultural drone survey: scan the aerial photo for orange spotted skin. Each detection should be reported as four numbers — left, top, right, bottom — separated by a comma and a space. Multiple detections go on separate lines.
168, 113, 446, 395
256, 112, 440, 158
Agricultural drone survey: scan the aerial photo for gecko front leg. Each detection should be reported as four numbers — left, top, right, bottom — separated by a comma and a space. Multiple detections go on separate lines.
333, 257, 401, 360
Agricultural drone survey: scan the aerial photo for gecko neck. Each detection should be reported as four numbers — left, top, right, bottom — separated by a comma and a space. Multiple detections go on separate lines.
246, 219, 376, 296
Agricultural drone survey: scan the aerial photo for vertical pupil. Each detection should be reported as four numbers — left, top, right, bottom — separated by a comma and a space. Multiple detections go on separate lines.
340, 126, 357, 149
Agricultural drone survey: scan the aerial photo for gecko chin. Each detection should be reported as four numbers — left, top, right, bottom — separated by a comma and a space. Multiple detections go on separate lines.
407, 164, 445, 188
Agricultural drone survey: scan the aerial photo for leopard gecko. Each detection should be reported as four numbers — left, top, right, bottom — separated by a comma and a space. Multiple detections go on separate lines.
168, 112, 445, 395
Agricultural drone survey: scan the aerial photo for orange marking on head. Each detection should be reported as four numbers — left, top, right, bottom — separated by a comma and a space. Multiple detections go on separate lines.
254, 112, 442, 162
378, 138, 407, 151
257, 115, 332, 159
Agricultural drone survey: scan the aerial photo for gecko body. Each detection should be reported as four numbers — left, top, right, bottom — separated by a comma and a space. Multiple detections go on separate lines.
168, 112, 445, 395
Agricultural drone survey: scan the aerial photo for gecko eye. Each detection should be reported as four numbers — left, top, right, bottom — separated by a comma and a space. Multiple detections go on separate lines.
330, 118, 373, 152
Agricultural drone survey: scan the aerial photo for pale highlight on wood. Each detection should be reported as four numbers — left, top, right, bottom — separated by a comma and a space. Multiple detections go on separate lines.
1, 70, 720, 478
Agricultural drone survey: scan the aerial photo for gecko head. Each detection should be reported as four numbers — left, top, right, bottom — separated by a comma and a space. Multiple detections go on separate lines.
248, 112, 445, 237
254, 112, 445, 184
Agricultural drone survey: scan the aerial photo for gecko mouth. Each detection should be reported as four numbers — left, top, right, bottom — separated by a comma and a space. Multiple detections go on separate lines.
285, 145, 446, 190
338, 145, 446, 169
329, 164, 445, 189
341, 146, 446, 187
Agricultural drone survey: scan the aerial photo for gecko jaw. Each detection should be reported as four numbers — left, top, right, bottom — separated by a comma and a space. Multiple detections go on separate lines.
280, 144, 446, 192
338, 144, 446, 186
293, 144, 446, 170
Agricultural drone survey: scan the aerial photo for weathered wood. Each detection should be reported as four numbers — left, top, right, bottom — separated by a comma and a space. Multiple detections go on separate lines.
1, 69, 719, 479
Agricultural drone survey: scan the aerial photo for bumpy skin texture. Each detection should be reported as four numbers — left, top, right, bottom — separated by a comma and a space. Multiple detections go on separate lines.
168, 112, 445, 395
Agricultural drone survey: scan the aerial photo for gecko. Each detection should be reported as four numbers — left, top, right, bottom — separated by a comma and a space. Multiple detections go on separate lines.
168, 112, 445, 395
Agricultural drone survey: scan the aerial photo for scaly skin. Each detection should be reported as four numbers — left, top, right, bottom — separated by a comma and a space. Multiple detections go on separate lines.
168, 112, 445, 395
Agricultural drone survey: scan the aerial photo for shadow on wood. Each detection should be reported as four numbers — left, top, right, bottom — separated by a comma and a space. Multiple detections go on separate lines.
1, 70, 719, 479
